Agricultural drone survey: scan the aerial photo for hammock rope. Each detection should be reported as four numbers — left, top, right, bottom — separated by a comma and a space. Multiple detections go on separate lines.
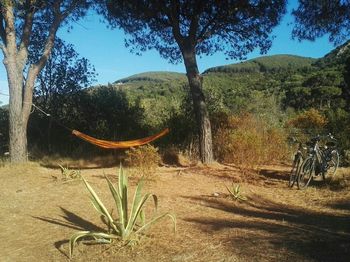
0, 92, 169, 149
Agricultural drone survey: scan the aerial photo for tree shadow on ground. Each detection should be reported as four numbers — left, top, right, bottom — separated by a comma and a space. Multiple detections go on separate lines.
327, 199, 350, 212
258, 168, 290, 182
33, 207, 105, 257
182, 195, 350, 262
33, 207, 104, 232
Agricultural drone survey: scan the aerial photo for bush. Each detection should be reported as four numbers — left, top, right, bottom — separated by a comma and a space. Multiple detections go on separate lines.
286, 108, 327, 131
124, 145, 161, 178
161, 146, 194, 167
213, 113, 289, 169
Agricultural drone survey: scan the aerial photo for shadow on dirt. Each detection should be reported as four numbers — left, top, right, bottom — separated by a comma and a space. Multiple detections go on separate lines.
182, 195, 350, 262
33, 207, 104, 232
259, 168, 290, 182
33, 207, 106, 257
327, 199, 350, 212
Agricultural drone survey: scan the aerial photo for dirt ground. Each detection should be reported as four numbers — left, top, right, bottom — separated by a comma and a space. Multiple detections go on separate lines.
0, 162, 349, 262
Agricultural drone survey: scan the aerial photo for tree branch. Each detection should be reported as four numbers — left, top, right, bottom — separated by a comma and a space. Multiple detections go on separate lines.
188, 1, 205, 45
168, 0, 183, 43
18, 0, 36, 56
32, 0, 62, 73
0, 0, 16, 54
197, 13, 219, 43
0, 11, 7, 45
22, 0, 63, 121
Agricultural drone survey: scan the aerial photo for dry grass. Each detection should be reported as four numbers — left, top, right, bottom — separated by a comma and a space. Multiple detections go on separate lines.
213, 113, 290, 171
0, 162, 349, 261
124, 145, 161, 179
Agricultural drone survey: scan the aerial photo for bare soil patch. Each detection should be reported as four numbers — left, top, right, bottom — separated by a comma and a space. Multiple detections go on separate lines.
0, 162, 349, 261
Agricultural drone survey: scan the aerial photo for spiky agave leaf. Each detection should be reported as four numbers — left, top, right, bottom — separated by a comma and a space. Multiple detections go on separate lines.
135, 213, 177, 235
118, 164, 129, 227
225, 184, 247, 201
69, 231, 118, 258
105, 174, 126, 236
125, 193, 158, 237
58, 164, 68, 179
81, 177, 118, 233
225, 184, 235, 197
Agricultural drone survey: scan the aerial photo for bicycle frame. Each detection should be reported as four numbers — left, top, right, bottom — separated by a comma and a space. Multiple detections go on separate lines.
297, 134, 339, 189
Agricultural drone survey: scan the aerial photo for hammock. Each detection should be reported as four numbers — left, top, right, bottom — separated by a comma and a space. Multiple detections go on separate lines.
72, 128, 169, 149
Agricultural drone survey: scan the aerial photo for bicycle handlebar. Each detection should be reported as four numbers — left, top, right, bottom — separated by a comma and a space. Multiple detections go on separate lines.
311, 133, 337, 142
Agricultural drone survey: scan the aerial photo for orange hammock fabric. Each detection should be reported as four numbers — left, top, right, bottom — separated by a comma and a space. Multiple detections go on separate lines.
72, 128, 169, 149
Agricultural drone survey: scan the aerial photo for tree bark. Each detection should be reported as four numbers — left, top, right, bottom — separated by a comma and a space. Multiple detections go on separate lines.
182, 48, 214, 164
5, 58, 28, 162
0, 0, 65, 162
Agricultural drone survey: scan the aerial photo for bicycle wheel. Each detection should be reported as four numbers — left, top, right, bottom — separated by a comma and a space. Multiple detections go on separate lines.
297, 156, 314, 189
324, 150, 340, 181
289, 155, 302, 188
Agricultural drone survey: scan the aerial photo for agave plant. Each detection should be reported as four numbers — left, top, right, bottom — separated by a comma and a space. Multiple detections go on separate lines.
69, 165, 176, 258
58, 164, 81, 181
226, 183, 247, 201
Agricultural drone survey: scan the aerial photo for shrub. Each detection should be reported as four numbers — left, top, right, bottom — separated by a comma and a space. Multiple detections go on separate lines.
69, 165, 176, 258
213, 113, 289, 169
286, 108, 328, 131
124, 145, 161, 178
161, 146, 193, 167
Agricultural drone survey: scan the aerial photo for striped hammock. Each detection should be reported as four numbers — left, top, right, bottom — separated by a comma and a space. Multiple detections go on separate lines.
72, 128, 169, 149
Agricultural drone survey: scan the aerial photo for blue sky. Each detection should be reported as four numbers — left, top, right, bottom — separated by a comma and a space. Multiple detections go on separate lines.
0, 2, 338, 104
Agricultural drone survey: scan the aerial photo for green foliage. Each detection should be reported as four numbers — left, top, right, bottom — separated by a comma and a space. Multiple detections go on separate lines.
292, 2, 350, 44
102, 1, 286, 63
69, 166, 176, 258
226, 183, 247, 201
204, 55, 315, 74
324, 108, 350, 154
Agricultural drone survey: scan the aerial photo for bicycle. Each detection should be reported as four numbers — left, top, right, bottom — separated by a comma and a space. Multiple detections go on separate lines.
297, 134, 340, 189
289, 141, 304, 188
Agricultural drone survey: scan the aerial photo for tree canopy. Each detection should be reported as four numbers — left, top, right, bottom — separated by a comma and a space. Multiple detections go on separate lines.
102, 0, 287, 63
31, 37, 97, 111
292, 0, 350, 44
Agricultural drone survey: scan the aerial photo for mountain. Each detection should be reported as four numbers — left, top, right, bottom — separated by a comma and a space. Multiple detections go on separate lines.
116, 71, 186, 84
314, 40, 350, 68
203, 55, 316, 74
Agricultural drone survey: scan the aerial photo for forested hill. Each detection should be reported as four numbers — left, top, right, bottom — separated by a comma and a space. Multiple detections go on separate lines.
117, 71, 187, 84
314, 40, 350, 67
203, 55, 316, 74
99, 43, 350, 152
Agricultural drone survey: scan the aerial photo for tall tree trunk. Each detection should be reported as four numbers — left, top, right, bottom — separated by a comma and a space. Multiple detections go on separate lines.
5, 59, 28, 162
182, 49, 213, 164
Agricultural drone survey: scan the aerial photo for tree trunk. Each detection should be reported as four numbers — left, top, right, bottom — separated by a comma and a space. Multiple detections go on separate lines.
5, 59, 28, 162
182, 49, 213, 164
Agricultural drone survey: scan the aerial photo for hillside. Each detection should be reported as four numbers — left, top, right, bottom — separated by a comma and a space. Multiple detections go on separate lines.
111, 71, 187, 100
116, 71, 186, 84
203, 55, 316, 74
314, 40, 350, 68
